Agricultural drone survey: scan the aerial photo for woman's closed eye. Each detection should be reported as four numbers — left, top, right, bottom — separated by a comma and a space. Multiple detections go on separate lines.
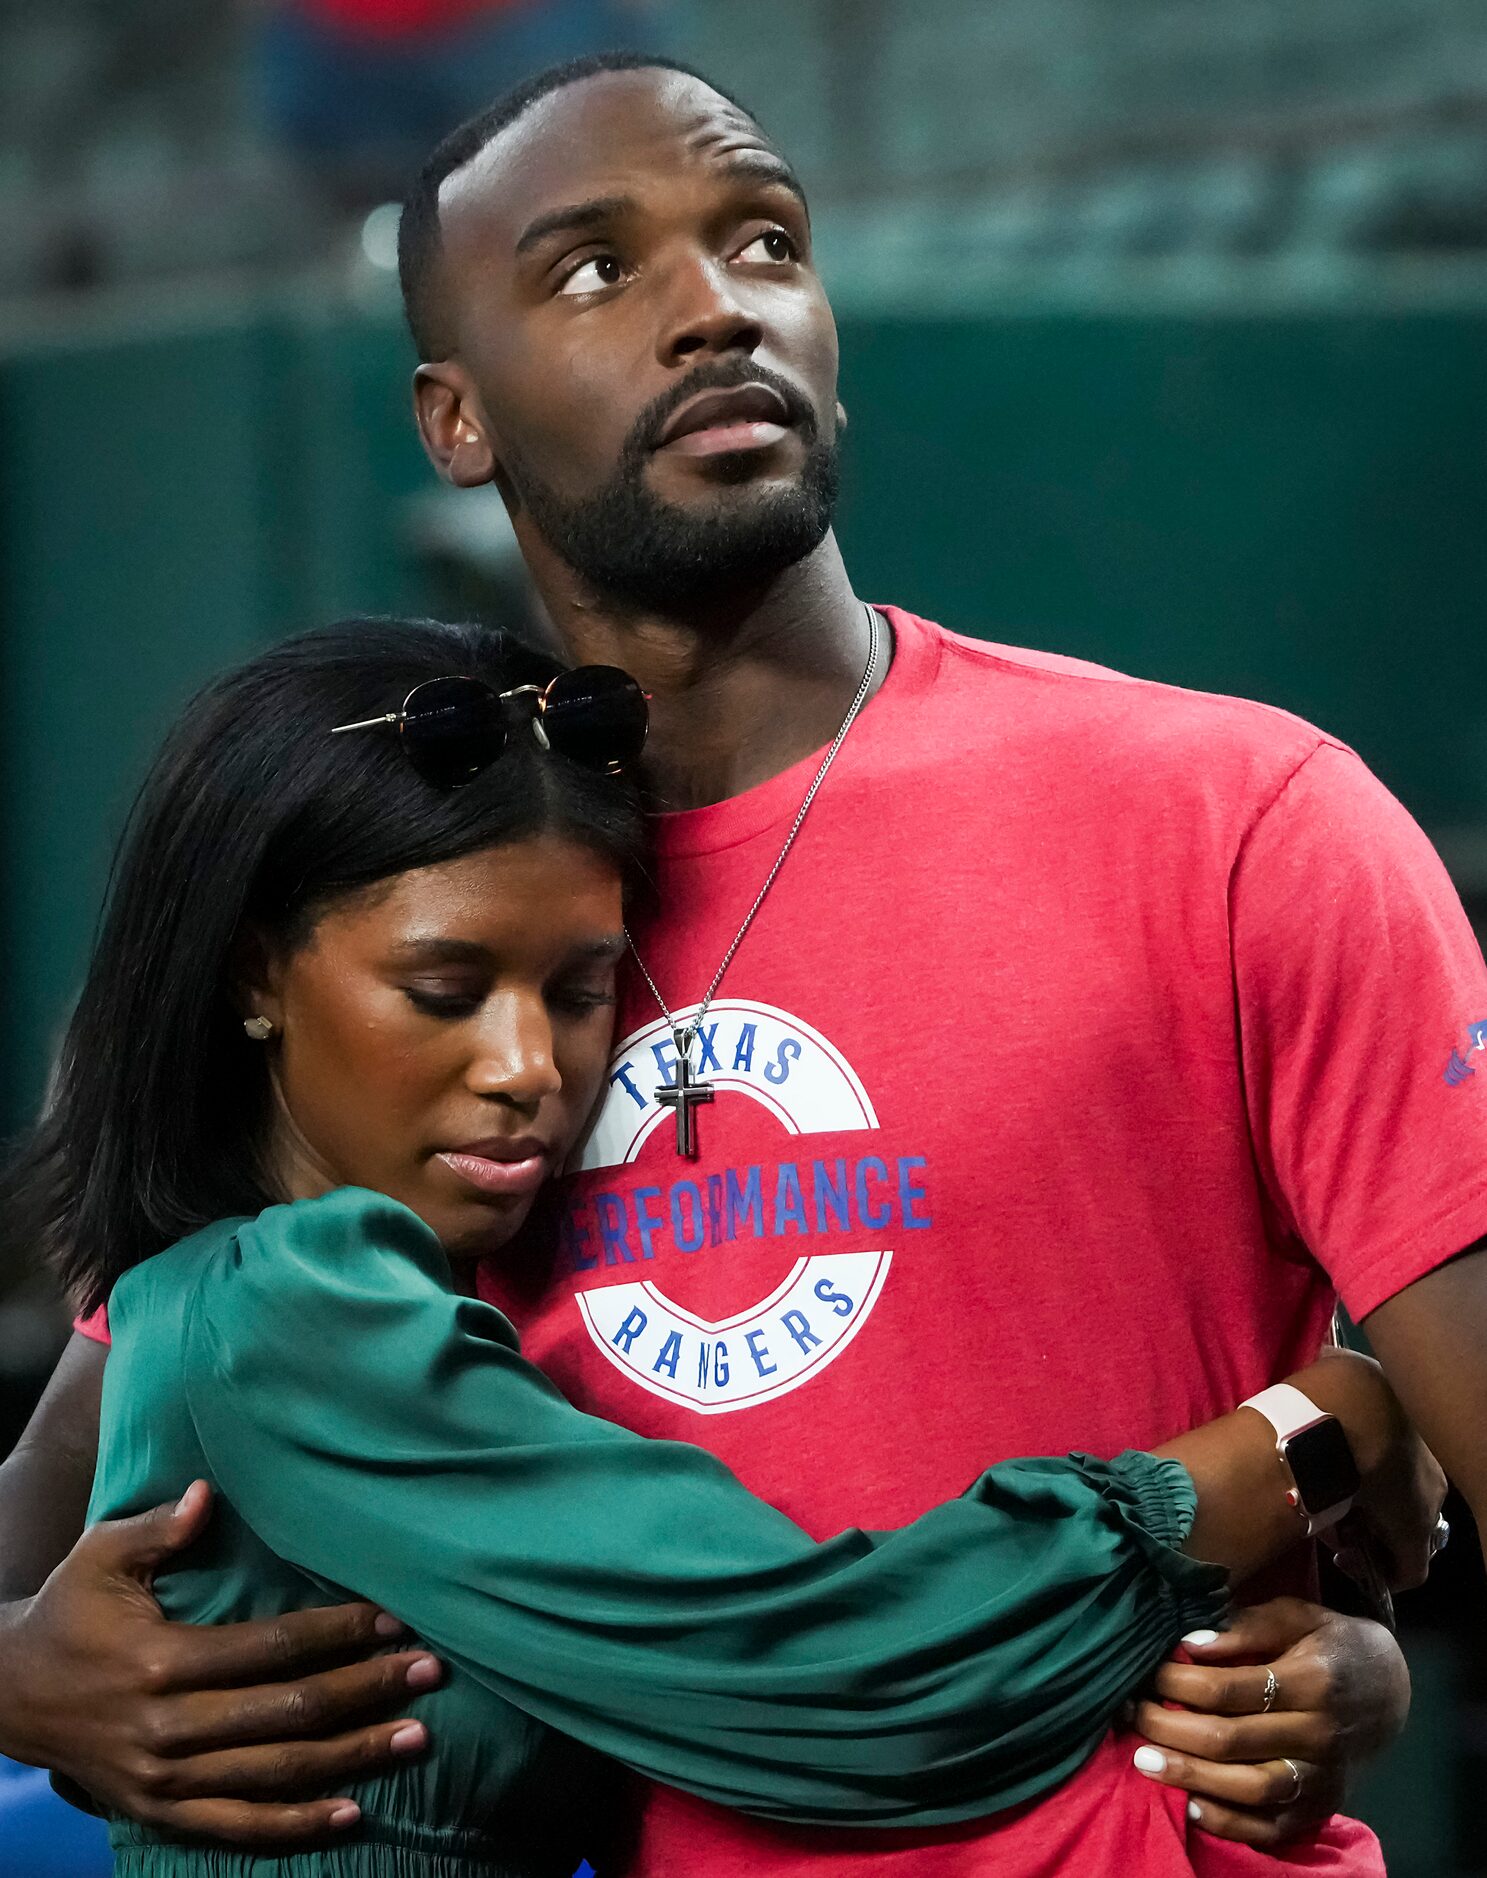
403, 984, 484, 1020
550, 980, 617, 1017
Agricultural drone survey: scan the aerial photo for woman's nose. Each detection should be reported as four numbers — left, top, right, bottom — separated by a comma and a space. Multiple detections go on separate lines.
464, 996, 563, 1108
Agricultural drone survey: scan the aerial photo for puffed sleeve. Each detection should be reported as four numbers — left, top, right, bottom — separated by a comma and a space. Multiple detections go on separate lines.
180, 1188, 1227, 1827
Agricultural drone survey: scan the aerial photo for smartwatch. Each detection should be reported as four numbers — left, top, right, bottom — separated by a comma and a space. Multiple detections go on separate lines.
1239, 1382, 1361, 1536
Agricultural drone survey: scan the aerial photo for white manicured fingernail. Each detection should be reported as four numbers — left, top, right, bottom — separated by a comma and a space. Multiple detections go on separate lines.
1133, 1746, 1166, 1775
1188, 1800, 1203, 1823
1182, 1628, 1221, 1645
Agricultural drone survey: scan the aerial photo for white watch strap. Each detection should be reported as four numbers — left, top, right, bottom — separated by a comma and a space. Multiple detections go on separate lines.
1239, 1382, 1353, 1536
1239, 1382, 1324, 1441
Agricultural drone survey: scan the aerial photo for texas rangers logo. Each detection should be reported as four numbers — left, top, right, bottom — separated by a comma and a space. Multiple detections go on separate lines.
564, 1000, 908, 1414
1444, 1019, 1487, 1087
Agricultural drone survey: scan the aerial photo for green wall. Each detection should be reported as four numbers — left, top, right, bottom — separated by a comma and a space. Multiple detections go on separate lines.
4, 287, 1486, 1135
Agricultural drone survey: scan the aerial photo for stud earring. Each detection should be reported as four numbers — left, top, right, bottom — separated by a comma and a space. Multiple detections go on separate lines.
243, 1015, 275, 1041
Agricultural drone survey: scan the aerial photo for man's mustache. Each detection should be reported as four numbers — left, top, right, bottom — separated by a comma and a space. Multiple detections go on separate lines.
625, 359, 821, 460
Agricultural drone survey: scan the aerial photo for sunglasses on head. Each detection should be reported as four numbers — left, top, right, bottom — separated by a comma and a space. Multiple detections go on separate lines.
330, 666, 648, 790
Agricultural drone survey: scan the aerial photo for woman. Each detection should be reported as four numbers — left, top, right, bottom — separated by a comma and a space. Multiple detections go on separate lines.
5, 618, 1433, 1877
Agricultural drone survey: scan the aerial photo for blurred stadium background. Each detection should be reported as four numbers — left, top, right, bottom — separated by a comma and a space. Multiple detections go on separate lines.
1, 1, 1484, 1871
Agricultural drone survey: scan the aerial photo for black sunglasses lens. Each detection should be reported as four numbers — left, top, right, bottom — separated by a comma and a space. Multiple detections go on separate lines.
399, 677, 506, 787
541, 666, 649, 771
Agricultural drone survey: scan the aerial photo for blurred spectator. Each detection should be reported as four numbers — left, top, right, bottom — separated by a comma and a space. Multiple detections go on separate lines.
252, 0, 671, 215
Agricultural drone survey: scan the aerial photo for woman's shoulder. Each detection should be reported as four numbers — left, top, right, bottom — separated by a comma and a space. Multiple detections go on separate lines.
231, 1187, 452, 1291
112, 1189, 448, 1332
190, 1189, 463, 1354
178, 1190, 515, 1399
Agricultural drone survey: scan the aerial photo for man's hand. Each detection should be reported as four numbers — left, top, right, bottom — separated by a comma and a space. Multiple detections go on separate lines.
1, 1481, 443, 1846
1129, 1598, 1408, 1848
1294, 1346, 1447, 1590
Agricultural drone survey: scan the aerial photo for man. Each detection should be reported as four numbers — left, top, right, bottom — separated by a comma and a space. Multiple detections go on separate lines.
0, 50, 1480, 1874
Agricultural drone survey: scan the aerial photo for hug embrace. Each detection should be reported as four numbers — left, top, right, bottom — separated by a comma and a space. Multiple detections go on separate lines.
2, 48, 1485, 1878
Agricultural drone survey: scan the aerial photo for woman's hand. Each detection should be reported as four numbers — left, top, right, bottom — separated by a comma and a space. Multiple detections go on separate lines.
1129, 1598, 1409, 1847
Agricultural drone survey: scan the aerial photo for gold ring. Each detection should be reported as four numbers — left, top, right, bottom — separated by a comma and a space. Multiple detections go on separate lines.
1279, 1757, 1303, 1806
1261, 1668, 1279, 1713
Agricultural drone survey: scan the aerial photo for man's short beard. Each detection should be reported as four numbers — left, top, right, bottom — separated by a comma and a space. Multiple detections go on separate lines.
507, 423, 840, 616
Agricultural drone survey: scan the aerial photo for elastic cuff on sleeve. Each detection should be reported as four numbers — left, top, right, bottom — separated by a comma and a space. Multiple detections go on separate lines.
1069, 1450, 1230, 1634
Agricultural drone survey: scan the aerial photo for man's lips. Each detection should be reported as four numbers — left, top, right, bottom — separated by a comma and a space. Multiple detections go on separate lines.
437, 1137, 551, 1199
655, 383, 795, 456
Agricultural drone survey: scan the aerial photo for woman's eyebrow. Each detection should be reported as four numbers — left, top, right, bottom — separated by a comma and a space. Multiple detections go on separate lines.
389, 936, 627, 963
573, 936, 628, 963
391, 937, 492, 964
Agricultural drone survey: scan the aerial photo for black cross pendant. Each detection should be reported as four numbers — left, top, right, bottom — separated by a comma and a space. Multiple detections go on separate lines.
655, 1028, 714, 1159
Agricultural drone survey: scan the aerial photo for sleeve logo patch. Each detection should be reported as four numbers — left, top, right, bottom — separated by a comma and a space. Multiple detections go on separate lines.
1443, 1020, 1487, 1086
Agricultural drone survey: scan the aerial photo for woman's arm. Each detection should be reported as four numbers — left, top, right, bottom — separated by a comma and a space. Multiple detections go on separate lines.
1159, 1343, 1443, 1582
159, 1190, 1416, 1829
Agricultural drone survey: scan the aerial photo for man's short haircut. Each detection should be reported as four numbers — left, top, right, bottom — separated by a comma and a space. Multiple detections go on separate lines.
398, 52, 755, 361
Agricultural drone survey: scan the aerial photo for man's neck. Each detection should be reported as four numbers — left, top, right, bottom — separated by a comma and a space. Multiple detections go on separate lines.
524, 534, 884, 810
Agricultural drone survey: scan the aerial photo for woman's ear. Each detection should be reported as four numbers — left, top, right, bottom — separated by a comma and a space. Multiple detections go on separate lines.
232, 924, 286, 1035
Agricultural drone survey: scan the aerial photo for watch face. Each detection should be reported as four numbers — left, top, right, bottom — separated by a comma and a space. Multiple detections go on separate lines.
1283, 1417, 1361, 1514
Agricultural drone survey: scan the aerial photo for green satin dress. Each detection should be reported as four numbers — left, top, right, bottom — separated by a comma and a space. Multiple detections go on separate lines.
89, 1187, 1227, 1877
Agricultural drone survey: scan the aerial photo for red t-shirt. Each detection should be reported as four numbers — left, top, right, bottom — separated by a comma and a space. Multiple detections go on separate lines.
81, 610, 1487, 1873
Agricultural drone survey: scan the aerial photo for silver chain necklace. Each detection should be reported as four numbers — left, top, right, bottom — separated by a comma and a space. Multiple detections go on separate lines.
626, 603, 882, 1157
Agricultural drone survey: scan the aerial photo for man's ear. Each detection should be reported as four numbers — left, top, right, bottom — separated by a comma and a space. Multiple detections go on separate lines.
835, 399, 848, 434
413, 363, 498, 489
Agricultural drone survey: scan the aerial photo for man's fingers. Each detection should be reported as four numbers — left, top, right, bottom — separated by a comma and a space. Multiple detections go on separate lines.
154, 1652, 443, 1749
142, 1717, 431, 1802
154, 1602, 416, 1691
76, 1481, 215, 1581
1150, 1657, 1327, 1718
1133, 1698, 1332, 1765
153, 1796, 366, 1847
1178, 1598, 1326, 1662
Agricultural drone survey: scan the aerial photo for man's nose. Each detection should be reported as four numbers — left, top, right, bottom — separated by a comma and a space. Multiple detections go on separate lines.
657, 254, 764, 366
464, 995, 563, 1109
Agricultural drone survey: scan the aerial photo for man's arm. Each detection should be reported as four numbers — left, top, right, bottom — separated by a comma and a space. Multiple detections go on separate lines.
0, 1332, 442, 1845
1135, 1237, 1487, 1851
1363, 1237, 1487, 1549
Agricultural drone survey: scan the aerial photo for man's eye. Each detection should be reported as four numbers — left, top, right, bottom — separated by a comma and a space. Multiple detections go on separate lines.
404, 987, 482, 1019
738, 229, 797, 264
558, 254, 625, 296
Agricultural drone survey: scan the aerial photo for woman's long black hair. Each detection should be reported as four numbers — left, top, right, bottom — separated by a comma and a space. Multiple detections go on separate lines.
3, 618, 646, 1314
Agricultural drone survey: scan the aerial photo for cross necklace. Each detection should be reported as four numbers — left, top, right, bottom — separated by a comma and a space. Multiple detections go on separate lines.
626, 604, 882, 1158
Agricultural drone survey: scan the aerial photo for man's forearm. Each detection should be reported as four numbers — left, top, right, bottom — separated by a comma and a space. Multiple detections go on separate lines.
0, 1334, 104, 1602
1364, 1238, 1487, 1556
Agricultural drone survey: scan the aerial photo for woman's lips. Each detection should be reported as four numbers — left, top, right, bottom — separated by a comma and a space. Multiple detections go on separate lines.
437, 1150, 548, 1198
